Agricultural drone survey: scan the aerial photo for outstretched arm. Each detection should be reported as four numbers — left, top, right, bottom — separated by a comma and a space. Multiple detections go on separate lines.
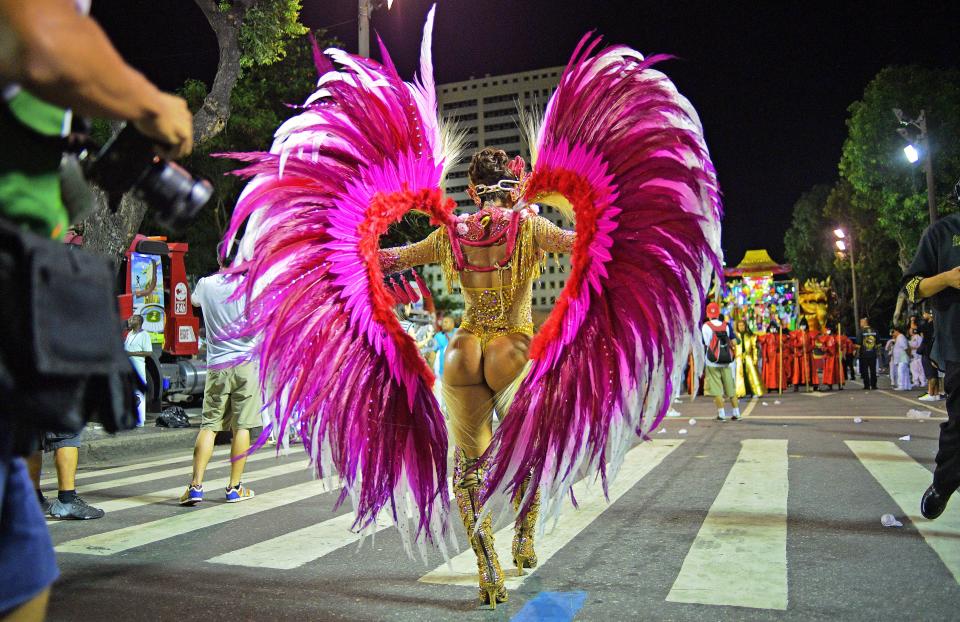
379, 227, 443, 275
533, 215, 576, 254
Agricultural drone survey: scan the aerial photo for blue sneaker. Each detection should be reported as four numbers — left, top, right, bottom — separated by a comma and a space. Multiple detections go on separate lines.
179, 484, 203, 506
225, 483, 254, 503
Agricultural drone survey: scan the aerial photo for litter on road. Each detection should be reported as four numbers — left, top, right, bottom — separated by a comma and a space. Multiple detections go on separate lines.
880, 514, 903, 528
906, 409, 932, 419
898, 435, 911, 441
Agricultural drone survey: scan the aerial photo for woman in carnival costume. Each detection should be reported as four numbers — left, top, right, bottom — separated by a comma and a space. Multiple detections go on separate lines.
219, 6, 722, 609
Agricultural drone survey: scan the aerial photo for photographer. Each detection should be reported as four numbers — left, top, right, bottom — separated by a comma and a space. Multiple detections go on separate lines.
0, 1, 192, 620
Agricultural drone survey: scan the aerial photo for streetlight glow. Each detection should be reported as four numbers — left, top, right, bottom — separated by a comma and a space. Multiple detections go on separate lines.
904, 144, 920, 164
833, 228, 846, 239
835, 240, 847, 252
387, 0, 394, 8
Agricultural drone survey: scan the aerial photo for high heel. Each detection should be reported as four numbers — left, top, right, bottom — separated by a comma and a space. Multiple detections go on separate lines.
512, 476, 540, 576
454, 448, 507, 609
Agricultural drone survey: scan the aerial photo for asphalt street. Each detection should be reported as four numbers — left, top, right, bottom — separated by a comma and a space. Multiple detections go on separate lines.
39, 377, 958, 622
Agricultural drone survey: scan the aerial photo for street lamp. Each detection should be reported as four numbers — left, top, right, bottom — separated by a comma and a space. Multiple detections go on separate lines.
893, 108, 938, 224
833, 227, 859, 330
358, 0, 396, 57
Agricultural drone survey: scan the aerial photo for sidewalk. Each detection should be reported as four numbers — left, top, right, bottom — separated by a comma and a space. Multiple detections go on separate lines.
78, 407, 204, 463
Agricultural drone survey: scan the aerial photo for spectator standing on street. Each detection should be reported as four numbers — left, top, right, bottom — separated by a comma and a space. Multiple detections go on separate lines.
858, 317, 879, 390
702, 303, 740, 421
909, 327, 925, 389
892, 326, 911, 391
124, 314, 153, 427
0, 0, 193, 617
180, 257, 261, 506
918, 309, 942, 401
902, 208, 960, 520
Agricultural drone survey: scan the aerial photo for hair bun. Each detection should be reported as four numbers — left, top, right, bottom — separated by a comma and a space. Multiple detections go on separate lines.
468, 147, 516, 186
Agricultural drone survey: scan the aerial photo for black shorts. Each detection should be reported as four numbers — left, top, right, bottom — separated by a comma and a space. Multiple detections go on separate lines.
922, 354, 939, 379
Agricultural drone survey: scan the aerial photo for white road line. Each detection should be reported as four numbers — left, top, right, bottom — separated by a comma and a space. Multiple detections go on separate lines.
56, 477, 334, 556
846, 441, 960, 584
39, 447, 232, 486
740, 396, 759, 418
208, 478, 454, 570
46, 459, 310, 527
877, 390, 948, 415
666, 439, 789, 610
419, 440, 683, 589
54, 447, 281, 496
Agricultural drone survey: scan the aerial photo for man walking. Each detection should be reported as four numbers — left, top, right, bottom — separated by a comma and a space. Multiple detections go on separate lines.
702, 303, 740, 421
903, 210, 960, 520
180, 257, 260, 506
857, 317, 879, 390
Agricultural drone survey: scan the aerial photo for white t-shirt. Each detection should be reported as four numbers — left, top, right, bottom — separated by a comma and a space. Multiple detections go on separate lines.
192, 273, 254, 367
124, 330, 153, 382
702, 320, 733, 368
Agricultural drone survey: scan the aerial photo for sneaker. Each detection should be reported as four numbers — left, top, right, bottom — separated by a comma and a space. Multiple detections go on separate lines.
39, 496, 53, 516
918, 393, 939, 402
730, 412, 741, 421
179, 484, 204, 506
225, 484, 255, 503
49, 496, 104, 520
716, 414, 729, 422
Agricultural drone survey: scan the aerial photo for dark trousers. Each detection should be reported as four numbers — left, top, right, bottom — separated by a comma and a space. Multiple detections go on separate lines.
859, 356, 877, 389
844, 355, 857, 380
934, 361, 960, 494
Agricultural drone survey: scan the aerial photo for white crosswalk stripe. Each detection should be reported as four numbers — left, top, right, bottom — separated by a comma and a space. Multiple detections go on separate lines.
846, 441, 960, 585
46, 458, 310, 527
56, 477, 335, 556
666, 439, 789, 610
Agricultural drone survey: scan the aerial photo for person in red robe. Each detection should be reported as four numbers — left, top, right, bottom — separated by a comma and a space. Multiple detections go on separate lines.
818, 327, 842, 390
790, 320, 815, 391
760, 324, 788, 391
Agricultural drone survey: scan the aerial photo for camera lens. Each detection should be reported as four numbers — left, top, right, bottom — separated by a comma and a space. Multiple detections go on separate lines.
139, 161, 213, 231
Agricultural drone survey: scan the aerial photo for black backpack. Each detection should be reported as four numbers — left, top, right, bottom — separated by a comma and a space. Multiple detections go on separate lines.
706, 322, 735, 365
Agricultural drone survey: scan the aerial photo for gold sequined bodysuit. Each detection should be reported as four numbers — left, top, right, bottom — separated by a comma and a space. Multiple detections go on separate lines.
379, 211, 575, 349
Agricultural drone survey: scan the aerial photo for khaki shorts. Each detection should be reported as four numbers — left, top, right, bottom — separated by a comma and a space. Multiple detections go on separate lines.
201, 362, 262, 431
705, 365, 735, 398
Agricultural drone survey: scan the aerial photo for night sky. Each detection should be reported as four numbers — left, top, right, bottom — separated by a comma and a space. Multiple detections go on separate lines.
93, 1, 960, 265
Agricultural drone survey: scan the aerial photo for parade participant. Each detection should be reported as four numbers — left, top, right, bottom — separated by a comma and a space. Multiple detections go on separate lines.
124, 314, 153, 426
790, 319, 814, 392
760, 324, 788, 391
819, 326, 841, 390
733, 319, 764, 397
902, 209, 960, 520
858, 317, 879, 390
840, 333, 857, 381
219, 7, 722, 608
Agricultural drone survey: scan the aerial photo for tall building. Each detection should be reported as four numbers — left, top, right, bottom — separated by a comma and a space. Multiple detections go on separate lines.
421, 66, 573, 317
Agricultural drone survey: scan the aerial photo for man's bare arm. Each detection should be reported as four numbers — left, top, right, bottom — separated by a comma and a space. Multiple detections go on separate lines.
917, 267, 960, 299
0, 0, 192, 156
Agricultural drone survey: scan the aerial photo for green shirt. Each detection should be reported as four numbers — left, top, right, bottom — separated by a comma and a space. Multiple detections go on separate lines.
0, 89, 70, 239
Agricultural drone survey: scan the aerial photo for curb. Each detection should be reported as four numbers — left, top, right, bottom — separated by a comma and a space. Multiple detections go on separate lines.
79, 425, 198, 463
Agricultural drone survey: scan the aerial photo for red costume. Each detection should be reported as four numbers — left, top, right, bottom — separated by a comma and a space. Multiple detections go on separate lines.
790, 329, 815, 388
818, 332, 841, 387
760, 331, 788, 390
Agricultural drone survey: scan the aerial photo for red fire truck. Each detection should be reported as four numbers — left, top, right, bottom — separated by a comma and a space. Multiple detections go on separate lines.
118, 235, 206, 411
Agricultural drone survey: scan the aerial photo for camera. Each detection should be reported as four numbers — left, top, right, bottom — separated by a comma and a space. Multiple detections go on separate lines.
79, 124, 213, 230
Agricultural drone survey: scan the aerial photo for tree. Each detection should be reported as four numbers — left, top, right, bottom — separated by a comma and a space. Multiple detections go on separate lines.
82, 0, 307, 264
783, 184, 833, 281
839, 65, 960, 270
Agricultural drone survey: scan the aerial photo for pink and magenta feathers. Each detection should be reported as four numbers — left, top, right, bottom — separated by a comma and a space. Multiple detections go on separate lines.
218, 7, 461, 555
219, 6, 721, 552
481, 37, 723, 524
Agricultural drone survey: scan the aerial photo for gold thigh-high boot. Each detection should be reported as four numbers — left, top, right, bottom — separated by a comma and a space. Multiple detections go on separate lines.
453, 448, 507, 609
512, 476, 540, 575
